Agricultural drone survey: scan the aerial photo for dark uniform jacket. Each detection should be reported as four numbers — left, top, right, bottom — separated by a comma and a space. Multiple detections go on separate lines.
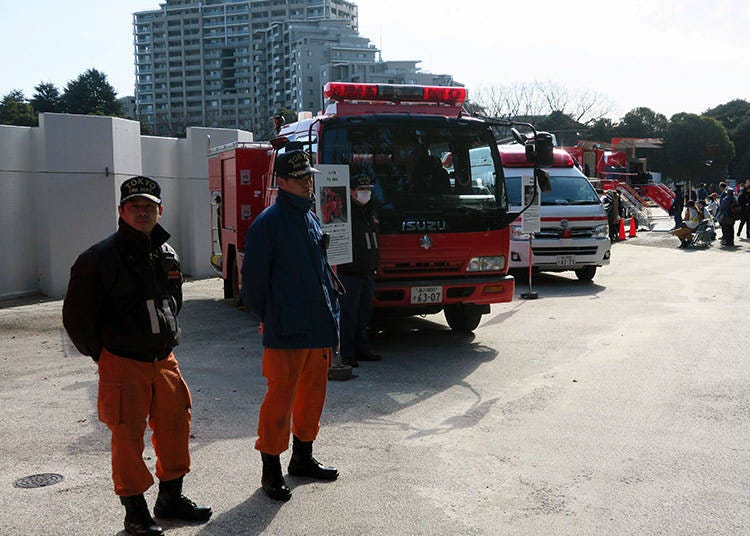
738, 189, 750, 218
63, 220, 182, 362
718, 192, 738, 225
337, 201, 380, 278
241, 189, 340, 349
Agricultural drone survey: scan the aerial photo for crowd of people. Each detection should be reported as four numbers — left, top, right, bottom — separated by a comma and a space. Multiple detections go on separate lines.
670, 180, 750, 248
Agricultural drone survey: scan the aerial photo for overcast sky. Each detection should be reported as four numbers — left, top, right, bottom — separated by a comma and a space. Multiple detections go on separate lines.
1, 0, 748, 121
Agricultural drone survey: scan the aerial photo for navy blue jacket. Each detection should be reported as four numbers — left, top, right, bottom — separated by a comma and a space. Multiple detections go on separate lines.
242, 190, 340, 349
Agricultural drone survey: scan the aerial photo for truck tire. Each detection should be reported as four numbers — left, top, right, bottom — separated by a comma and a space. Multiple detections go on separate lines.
575, 266, 596, 281
444, 304, 483, 333
224, 252, 242, 302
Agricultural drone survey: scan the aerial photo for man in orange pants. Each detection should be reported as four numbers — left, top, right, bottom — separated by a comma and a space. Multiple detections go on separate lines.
63, 176, 211, 535
242, 150, 342, 501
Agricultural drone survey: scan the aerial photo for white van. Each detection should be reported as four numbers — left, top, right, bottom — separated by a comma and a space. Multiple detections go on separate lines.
499, 144, 610, 281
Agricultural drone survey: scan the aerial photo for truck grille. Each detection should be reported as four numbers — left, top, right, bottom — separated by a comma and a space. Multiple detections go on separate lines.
532, 246, 599, 256
381, 260, 463, 275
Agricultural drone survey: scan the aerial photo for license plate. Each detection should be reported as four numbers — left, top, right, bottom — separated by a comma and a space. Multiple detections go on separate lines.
410, 286, 443, 304
556, 255, 576, 266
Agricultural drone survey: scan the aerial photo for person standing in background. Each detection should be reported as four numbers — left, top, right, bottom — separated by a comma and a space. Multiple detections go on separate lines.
338, 173, 382, 368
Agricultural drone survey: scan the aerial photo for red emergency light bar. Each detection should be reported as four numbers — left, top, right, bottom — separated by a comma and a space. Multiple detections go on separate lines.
324, 82, 467, 105
499, 146, 574, 168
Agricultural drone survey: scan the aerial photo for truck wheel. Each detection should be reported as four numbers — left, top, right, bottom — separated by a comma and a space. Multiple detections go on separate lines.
575, 266, 596, 281
223, 259, 233, 299
224, 253, 241, 302
444, 304, 483, 333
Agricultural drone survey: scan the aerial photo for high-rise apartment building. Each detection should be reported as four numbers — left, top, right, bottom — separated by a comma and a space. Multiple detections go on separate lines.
134, 0, 358, 136
133, 0, 458, 138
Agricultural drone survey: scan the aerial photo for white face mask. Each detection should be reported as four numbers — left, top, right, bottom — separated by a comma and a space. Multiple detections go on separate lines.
355, 190, 372, 205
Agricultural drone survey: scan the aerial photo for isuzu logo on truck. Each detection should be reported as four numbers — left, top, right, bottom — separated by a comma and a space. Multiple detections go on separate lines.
401, 219, 447, 232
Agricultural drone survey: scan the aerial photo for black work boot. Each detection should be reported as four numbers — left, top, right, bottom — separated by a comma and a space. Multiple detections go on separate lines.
153, 476, 212, 522
120, 494, 164, 536
261, 452, 292, 501
287, 436, 339, 481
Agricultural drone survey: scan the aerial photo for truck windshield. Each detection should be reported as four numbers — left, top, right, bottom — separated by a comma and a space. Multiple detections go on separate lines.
319, 119, 507, 217
505, 175, 602, 206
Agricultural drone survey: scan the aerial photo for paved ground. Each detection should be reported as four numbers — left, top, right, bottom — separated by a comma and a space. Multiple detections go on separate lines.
1, 216, 749, 535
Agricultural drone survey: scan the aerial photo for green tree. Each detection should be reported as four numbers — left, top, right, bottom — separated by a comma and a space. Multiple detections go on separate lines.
729, 114, 750, 178
30, 82, 64, 113
535, 110, 583, 147
62, 68, 122, 116
0, 90, 37, 126
662, 113, 734, 181
615, 107, 668, 138
704, 99, 750, 133
704, 99, 750, 178
585, 117, 616, 142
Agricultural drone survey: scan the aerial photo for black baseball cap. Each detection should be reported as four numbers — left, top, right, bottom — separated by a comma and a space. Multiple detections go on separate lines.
120, 176, 162, 205
350, 173, 373, 189
275, 150, 320, 179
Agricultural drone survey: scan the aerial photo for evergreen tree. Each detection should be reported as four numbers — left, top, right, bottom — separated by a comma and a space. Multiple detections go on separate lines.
662, 113, 734, 181
0, 90, 37, 126
31, 82, 64, 113
615, 107, 668, 138
62, 68, 122, 116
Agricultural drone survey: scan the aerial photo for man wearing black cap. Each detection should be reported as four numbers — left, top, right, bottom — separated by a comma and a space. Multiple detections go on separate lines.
338, 173, 381, 367
63, 176, 211, 535
242, 150, 341, 501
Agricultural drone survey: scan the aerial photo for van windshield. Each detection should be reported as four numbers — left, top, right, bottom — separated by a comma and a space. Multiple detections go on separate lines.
505, 175, 602, 206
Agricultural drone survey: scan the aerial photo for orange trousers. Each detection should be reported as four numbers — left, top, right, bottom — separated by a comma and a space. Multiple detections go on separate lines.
255, 347, 332, 455
97, 349, 192, 496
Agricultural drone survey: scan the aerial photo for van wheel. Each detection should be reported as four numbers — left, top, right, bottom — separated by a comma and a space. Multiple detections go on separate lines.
444, 304, 483, 333
575, 266, 596, 281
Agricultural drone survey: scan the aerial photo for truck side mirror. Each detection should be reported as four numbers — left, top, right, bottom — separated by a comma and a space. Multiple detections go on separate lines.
534, 132, 555, 167
535, 168, 552, 192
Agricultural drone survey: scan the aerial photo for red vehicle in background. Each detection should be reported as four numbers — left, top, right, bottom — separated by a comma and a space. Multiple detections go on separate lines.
209, 82, 553, 332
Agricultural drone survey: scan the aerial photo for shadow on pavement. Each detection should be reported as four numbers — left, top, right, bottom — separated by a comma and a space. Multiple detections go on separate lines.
512, 271, 606, 298
194, 490, 280, 535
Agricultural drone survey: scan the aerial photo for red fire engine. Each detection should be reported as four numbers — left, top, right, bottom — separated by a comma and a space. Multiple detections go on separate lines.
208, 82, 551, 331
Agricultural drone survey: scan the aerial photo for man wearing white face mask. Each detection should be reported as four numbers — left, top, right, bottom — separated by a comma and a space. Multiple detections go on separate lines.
338, 173, 382, 368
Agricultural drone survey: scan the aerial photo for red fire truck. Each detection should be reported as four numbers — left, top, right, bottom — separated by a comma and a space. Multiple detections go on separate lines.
208, 82, 551, 331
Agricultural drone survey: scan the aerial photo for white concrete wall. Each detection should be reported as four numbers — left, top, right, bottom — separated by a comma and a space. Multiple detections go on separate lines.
0, 126, 37, 298
0, 113, 252, 299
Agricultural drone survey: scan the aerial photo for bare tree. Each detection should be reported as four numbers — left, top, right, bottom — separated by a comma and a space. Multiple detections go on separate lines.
472, 81, 613, 125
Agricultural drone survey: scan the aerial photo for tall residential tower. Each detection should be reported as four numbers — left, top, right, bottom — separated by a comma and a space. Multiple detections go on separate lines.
133, 0, 458, 138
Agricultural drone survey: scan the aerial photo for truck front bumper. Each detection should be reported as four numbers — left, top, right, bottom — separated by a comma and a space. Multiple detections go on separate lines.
372, 274, 515, 308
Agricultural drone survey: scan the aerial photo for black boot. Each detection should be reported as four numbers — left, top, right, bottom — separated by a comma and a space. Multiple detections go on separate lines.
120, 494, 164, 536
261, 452, 292, 501
287, 436, 339, 481
153, 476, 212, 522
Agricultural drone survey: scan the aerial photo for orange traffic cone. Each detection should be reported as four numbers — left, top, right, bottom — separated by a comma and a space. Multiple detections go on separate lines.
618, 218, 626, 240
628, 217, 637, 238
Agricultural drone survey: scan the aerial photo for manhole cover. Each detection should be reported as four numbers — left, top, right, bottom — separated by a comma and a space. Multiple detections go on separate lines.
13, 473, 64, 489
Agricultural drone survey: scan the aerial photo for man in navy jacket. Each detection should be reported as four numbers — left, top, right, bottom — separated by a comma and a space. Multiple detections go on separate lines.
242, 150, 341, 501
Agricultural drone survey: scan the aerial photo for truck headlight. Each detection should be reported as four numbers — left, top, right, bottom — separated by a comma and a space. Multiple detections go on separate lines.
467, 256, 505, 271
592, 224, 608, 239
511, 225, 530, 240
